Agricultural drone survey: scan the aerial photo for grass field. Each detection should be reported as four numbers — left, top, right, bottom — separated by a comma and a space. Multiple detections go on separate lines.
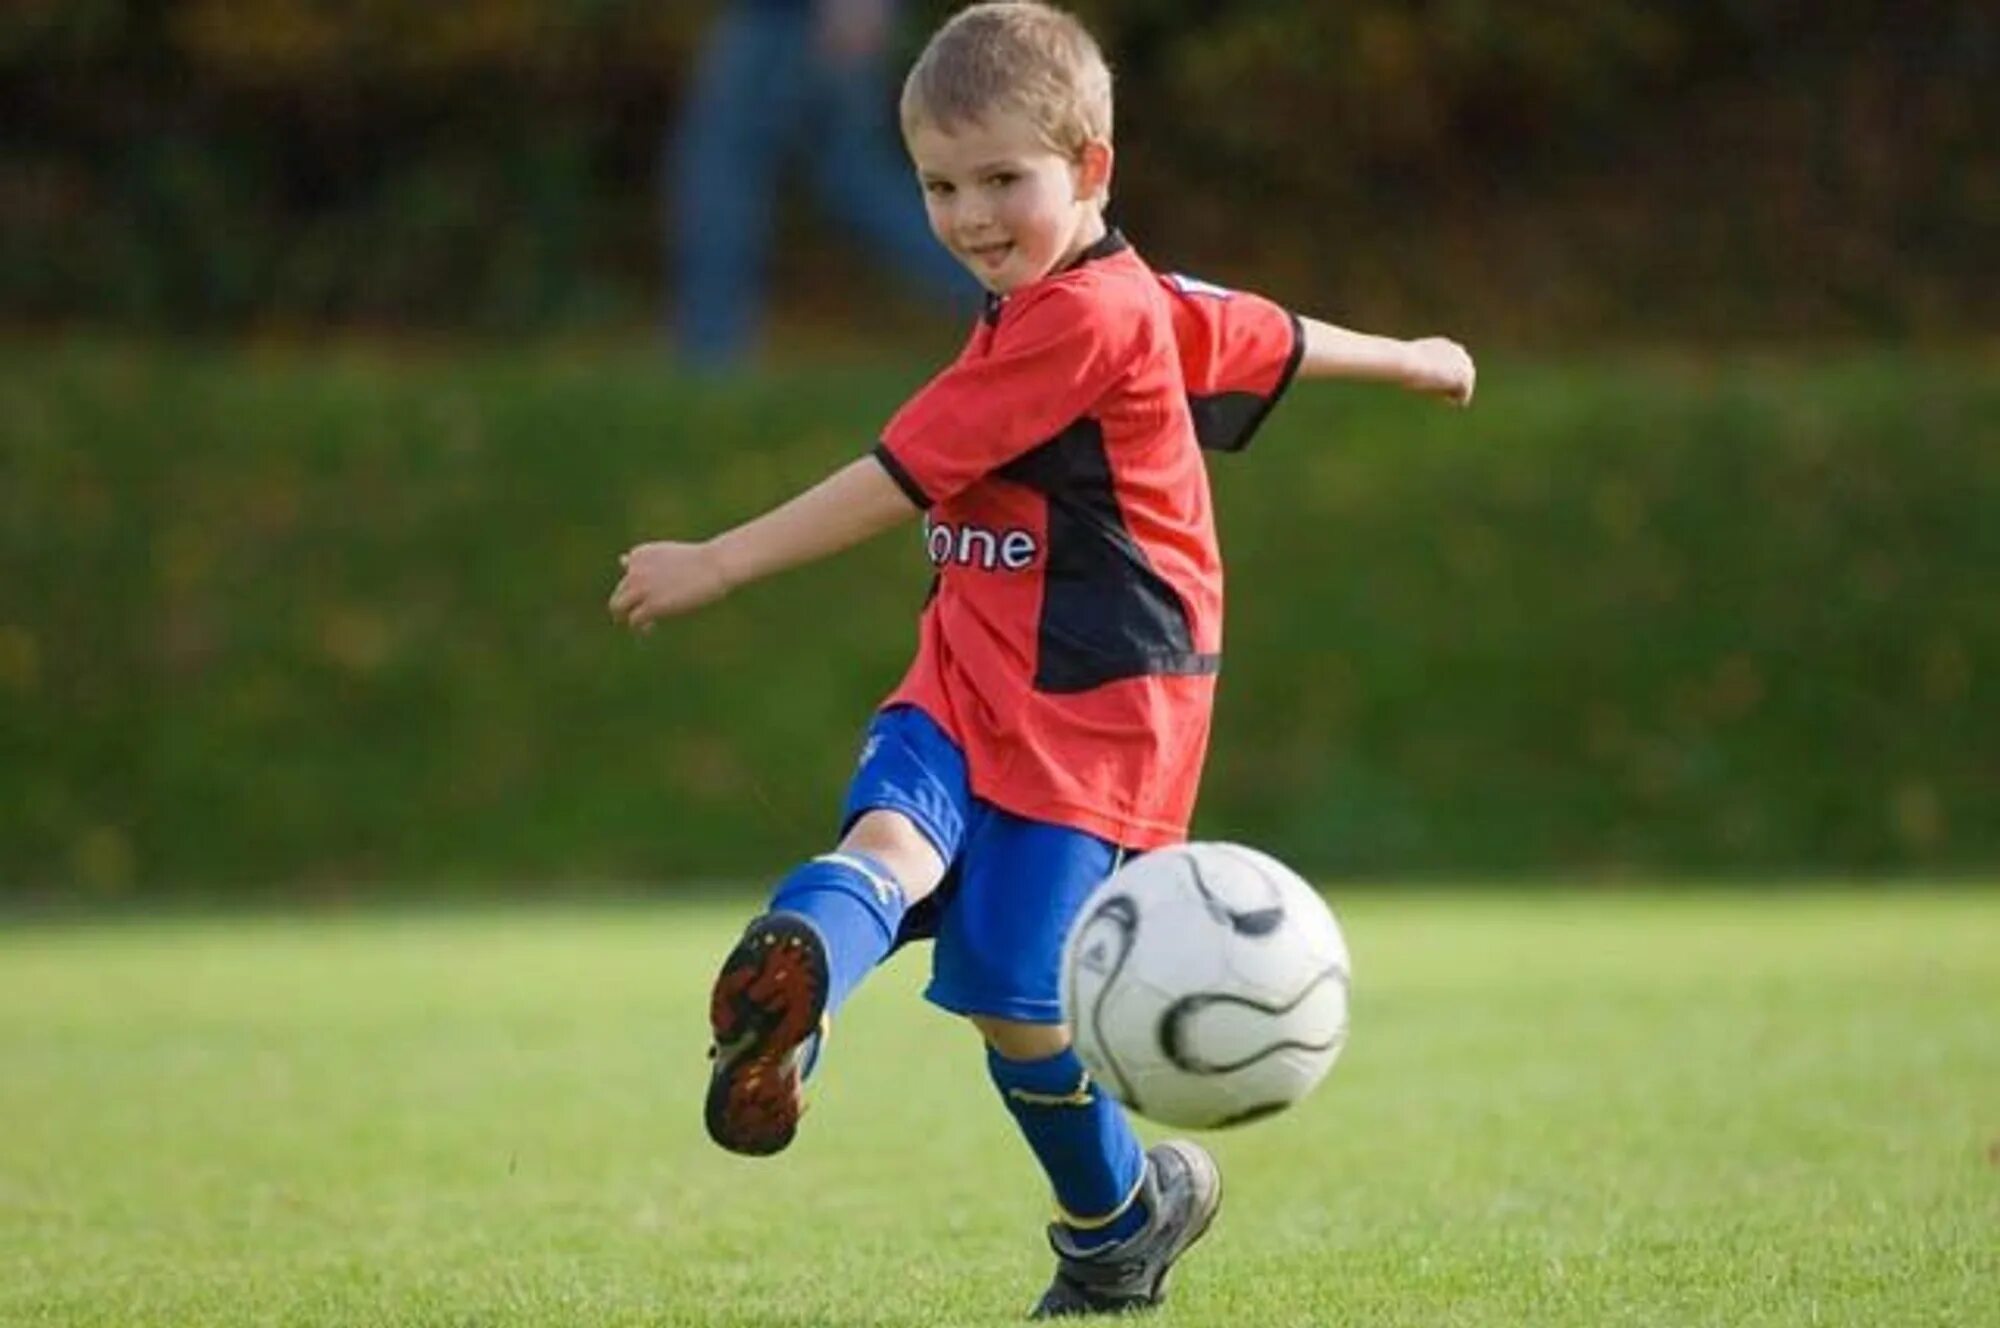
3, 888, 1995, 1326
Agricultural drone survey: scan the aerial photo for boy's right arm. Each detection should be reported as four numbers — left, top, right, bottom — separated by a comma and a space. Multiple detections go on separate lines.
1298, 317, 1476, 406
608, 455, 918, 632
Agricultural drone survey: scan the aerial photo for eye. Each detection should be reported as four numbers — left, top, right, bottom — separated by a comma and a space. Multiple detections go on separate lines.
986, 171, 1019, 189
924, 180, 955, 197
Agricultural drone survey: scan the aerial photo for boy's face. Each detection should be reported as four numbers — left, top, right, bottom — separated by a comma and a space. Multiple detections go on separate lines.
908, 110, 1111, 296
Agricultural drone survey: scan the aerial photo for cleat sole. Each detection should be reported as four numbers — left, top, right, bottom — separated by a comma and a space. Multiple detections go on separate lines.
704, 913, 829, 1156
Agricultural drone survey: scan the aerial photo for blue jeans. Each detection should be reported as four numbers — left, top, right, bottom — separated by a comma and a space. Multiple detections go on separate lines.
669, 4, 976, 367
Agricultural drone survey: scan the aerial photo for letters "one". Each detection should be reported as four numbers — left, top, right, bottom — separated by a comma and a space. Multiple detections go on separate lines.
923, 518, 1040, 571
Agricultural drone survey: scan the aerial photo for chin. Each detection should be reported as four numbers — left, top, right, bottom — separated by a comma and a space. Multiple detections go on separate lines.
961, 249, 1053, 297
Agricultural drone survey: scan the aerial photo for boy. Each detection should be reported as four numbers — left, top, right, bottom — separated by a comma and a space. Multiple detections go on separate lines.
610, 2, 1474, 1316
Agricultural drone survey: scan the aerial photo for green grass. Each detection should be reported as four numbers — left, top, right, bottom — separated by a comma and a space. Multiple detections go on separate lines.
3, 888, 1995, 1326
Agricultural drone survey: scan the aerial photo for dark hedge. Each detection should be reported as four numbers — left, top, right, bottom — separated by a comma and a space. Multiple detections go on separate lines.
4, 344, 1995, 895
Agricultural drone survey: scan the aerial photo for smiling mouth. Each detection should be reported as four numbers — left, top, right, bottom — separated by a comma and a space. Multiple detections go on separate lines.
966, 242, 1012, 266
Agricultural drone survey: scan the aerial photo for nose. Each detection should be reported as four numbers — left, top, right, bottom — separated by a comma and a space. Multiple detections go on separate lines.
956, 193, 994, 231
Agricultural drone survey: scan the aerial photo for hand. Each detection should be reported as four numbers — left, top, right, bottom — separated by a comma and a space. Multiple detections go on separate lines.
607, 541, 733, 631
1400, 337, 1476, 406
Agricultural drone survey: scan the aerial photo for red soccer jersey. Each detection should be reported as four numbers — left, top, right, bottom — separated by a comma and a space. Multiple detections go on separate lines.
871, 232, 1302, 848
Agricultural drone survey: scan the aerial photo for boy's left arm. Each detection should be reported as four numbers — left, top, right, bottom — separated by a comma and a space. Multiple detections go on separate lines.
1162, 273, 1473, 457
1297, 316, 1475, 406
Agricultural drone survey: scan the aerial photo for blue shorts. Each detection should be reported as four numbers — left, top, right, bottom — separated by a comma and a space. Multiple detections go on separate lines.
840, 705, 1124, 1024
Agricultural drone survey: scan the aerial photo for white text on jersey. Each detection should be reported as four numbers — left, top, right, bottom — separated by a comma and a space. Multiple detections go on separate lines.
923, 517, 1040, 571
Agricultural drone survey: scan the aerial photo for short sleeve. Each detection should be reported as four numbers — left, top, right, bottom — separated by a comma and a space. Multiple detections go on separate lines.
874, 284, 1124, 507
1161, 273, 1304, 453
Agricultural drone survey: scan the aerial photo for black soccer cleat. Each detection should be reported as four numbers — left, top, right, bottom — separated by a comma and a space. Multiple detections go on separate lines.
704, 911, 830, 1157
1030, 1140, 1224, 1318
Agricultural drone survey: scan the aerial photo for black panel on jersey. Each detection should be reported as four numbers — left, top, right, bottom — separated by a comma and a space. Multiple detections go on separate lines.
1188, 392, 1270, 453
995, 420, 1222, 694
1191, 312, 1307, 453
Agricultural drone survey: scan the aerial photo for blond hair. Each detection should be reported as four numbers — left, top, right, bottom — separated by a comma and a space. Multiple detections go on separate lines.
900, 2, 1113, 155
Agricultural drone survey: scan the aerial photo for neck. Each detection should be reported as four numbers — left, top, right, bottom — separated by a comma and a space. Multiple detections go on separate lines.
1056, 211, 1109, 269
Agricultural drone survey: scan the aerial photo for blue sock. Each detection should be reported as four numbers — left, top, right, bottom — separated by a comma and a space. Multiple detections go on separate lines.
767, 852, 908, 1018
988, 1046, 1148, 1251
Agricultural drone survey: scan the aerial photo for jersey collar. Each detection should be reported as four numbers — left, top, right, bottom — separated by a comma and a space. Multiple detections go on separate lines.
1062, 226, 1129, 272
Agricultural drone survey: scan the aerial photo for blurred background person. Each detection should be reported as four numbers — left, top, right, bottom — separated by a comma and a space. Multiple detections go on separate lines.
669, 0, 978, 369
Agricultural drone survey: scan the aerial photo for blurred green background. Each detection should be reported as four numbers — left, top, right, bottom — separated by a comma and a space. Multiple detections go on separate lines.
4, 1, 1997, 898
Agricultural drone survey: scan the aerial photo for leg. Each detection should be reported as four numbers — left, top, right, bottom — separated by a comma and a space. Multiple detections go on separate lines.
763, 806, 943, 1020
838, 808, 947, 907
972, 1016, 1150, 1253
929, 813, 1150, 1236
804, 46, 980, 310
971, 1014, 1070, 1063
704, 707, 968, 1156
928, 810, 1222, 1315
668, 5, 811, 368
977, 1013, 1222, 1320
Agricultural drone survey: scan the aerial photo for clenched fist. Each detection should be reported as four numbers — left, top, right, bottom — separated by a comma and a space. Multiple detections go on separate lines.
1400, 338, 1476, 407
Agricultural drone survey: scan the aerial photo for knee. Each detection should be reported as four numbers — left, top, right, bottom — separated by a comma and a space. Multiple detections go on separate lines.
840, 809, 947, 904
972, 1015, 1071, 1062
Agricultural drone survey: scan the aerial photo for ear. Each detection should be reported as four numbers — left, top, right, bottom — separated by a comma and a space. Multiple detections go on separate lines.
1075, 139, 1114, 203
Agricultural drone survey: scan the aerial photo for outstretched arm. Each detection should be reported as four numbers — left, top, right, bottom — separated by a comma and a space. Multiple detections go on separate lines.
608, 454, 918, 631
1298, 316, 1476, 406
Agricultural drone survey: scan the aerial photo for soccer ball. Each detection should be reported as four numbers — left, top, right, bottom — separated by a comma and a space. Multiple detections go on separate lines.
1061, 841, 1351, 1130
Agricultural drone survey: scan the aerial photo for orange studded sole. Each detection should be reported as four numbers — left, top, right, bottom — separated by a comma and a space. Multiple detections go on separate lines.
704, 912, 830, 1157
